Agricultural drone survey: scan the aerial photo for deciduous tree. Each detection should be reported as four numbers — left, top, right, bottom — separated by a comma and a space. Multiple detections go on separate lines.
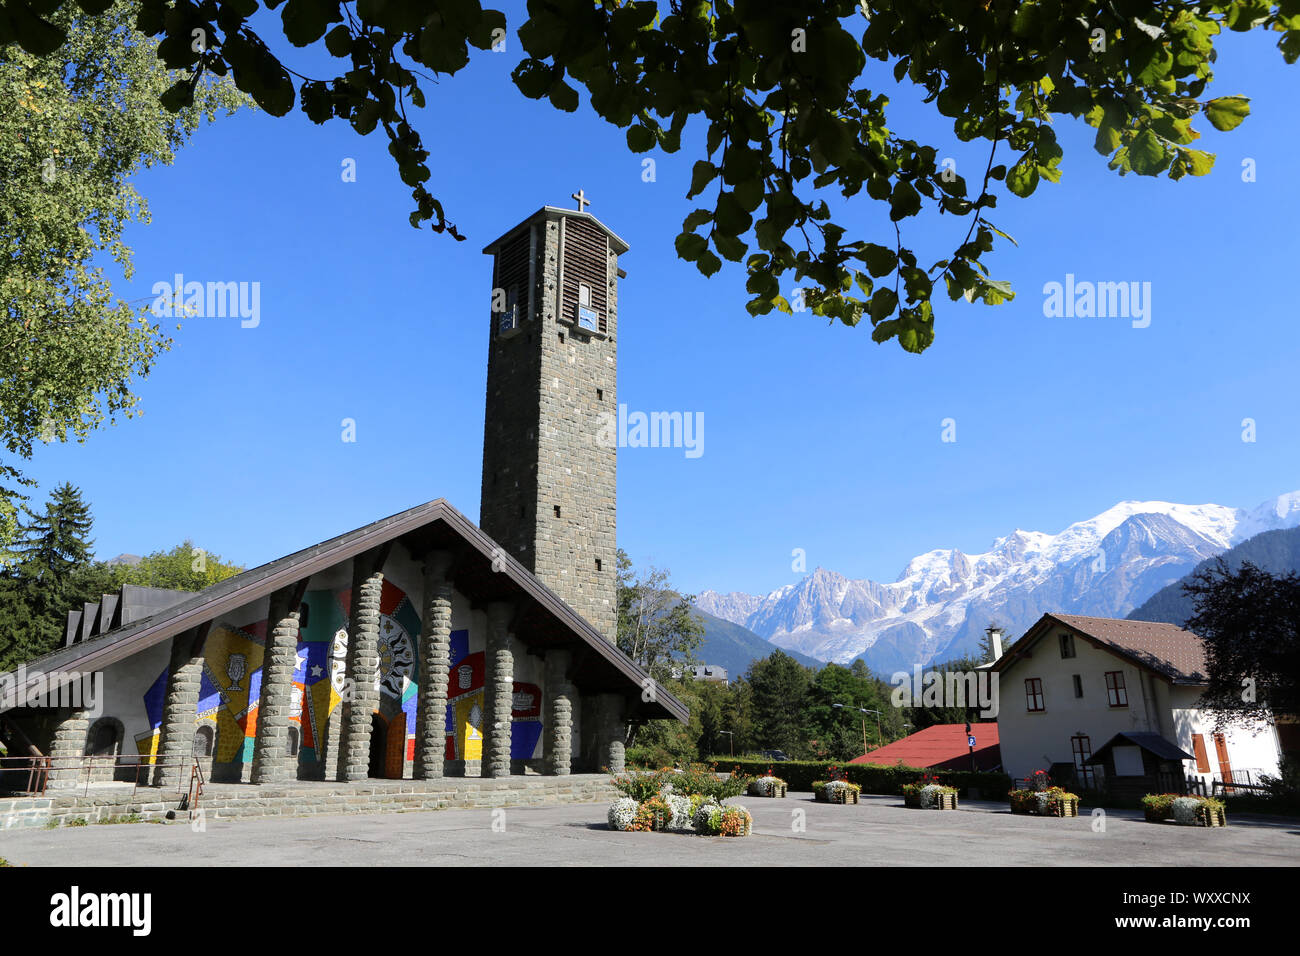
5, 1, 1290, 353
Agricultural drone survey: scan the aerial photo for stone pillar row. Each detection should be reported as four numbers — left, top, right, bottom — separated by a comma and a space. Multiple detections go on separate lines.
122, 549, 590, 789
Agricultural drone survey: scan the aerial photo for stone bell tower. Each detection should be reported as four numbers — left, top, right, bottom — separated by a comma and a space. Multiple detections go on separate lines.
479, 193, 626, 642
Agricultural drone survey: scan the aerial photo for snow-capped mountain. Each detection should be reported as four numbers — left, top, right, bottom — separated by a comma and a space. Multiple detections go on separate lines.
694, 491, 1300, 675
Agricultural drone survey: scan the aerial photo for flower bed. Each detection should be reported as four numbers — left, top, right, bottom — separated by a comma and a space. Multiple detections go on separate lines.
901, 776, 958, 810
1009, 786, 1079, 817
605, 769, 754, 836
813, 779, 861, 804
748, 775, 788, 798
1143, 793, 1226, 827
692, 800, 753, 837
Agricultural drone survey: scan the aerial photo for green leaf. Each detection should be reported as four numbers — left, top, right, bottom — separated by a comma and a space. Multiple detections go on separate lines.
687, 161, 718, 199
1203, 96, 1250, 132
675, 232, 708, 261
889, 180, 921, 221
325, 25, 352, 57
548, 79, 579, 112
1184, 148, 1215, 176
696, 250, 722, 277
1129, 129, 1169, 175
626, 124, 655, 153
1005, 160, 1039, 197
682, 209, 712, 231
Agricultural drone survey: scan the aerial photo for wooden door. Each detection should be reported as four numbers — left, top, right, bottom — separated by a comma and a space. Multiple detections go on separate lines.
1212, 733, 1233, 786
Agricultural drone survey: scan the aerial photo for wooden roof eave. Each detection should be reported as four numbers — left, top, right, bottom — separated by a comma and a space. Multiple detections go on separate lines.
0, 499, 687, 724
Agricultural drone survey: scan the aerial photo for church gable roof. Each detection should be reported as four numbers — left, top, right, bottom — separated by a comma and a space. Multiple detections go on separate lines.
0, 499, 686, 723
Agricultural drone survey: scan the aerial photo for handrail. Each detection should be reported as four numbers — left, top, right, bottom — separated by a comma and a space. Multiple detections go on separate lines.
0, 752, 192, 799
186, 758, 205, 821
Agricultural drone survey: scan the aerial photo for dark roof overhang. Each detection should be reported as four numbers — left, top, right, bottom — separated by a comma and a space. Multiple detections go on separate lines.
0, 499, 685, 723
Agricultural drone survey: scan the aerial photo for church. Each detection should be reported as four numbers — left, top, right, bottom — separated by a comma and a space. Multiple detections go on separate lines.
0, 200, 687, 794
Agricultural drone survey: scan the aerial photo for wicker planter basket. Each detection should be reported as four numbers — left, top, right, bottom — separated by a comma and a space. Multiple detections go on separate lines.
933, 792, 959, 810
903, 792, 922, 809
1044, 796, 1079, 817
816, 788, 860, 804
748, 780, 787, 798
1197, 806, 1227, 828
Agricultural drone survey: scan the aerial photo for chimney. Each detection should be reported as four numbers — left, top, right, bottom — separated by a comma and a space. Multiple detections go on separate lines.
985, 625, 1004, 662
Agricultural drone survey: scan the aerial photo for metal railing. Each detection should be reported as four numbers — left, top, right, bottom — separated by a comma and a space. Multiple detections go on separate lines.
0, 753, 193, 801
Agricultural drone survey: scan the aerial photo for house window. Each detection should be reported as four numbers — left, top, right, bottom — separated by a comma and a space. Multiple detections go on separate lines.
553, 505, 561, 518
596, 388, 603, 401
1191, 734, 1210, 773
1025, 678, 1045, 712
1104, 671, 1128, 707
594, 558, 602, 572
1059, 633, 1076, 658
1072, 674, 1083, 698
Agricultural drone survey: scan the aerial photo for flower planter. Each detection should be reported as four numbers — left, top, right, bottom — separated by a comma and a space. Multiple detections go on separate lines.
932, 792, 958, 810
816, 788, 859, 804
1144, 807, 1168, 823
1197, 807, 1227, 828
1009, 787, 1078, 817
903, 792, 922, 809
1044, 796, 1078, 818
747, 777, 787, 798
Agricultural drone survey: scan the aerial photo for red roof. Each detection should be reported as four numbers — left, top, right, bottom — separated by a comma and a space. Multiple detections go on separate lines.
849, 723, 1001, 771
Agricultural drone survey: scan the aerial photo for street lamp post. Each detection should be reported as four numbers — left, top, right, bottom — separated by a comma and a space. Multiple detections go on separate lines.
834, 704, 883, 756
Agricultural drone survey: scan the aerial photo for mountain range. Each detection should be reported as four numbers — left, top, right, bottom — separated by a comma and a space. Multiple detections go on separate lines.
1128, 524, 1300, 626
695, 491, 1300, 675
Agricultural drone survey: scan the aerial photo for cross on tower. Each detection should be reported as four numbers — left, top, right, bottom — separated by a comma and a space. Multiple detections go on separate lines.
571, 188, 591, 213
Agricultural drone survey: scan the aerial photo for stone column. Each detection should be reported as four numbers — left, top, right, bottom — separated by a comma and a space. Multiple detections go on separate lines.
413, 552, 453, 779
340, 558, 384, 781
482, 602, 515, 778
596, 692, 626, 774
251, 587, 302, 785
338, 556, 382, 780
46, 706, 92, 790
543, 649, 574, 776
154, 628, 206, 789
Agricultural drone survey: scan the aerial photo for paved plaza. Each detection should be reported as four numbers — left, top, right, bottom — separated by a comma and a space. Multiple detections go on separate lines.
2, 794, 1297, 866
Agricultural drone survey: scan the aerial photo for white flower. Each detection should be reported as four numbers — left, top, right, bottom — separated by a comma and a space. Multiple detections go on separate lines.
920, 784, 945, 809
607, 797, 639, 831
748, 775, 785, 796
1172, 797, 1203, 825
692, 799, 721, 834
666, 794, 693, 831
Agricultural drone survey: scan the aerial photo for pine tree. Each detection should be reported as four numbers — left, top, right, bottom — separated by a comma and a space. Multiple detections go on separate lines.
0, 483, 100, 670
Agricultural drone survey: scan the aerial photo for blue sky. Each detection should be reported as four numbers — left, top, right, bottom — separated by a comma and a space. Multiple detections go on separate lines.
24, 10, 1300, 599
